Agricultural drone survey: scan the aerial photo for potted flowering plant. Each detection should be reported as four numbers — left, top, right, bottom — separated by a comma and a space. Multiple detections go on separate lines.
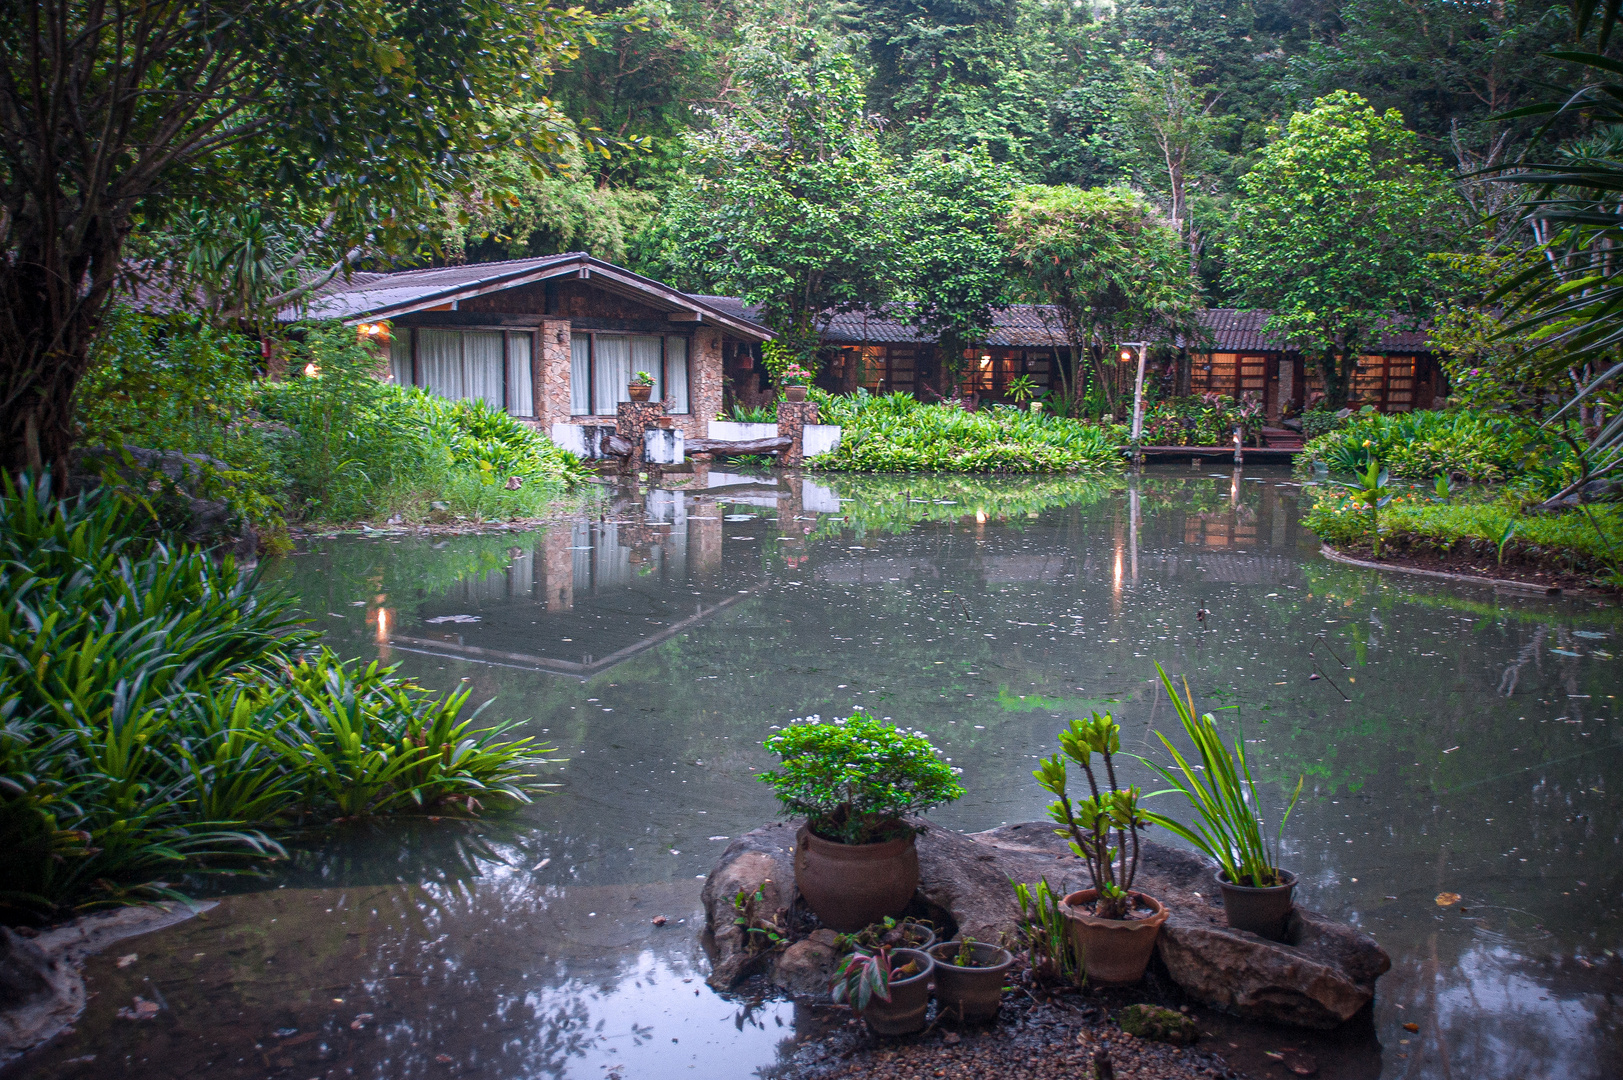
759, 712, 963, 931
1035, 712, 1168, 984
628, 370, 655, 402
780, 364, 814, 402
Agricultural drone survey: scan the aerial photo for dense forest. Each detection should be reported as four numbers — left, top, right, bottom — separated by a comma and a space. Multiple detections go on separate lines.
453, 0, 1577, 299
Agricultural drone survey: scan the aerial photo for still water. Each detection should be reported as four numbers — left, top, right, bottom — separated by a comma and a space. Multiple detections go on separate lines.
10, 465, 1621, 1080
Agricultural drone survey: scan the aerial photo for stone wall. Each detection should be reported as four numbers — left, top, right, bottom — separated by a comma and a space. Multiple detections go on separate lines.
534, 319, 573, 430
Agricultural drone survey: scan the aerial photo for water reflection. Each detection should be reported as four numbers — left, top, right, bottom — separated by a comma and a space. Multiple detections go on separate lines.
9, 465, 1621, 1080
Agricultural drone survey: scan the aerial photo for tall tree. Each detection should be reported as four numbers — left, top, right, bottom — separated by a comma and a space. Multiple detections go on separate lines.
1225, 91, 1461, 409
0, 0, 586, 480
663, 27, 897, 377
1119, 65, 1227, 273
1003, 185, 1200, 414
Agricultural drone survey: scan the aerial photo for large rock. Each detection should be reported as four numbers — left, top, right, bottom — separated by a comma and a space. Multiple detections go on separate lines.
701, 820, 1389, 1029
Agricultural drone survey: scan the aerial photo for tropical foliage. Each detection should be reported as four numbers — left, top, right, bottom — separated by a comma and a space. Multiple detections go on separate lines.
0, 477, 553, 921
1298, 408, 1583, 493
1139, 665, 1302, 889
758, 711, 964, 845
813, 391, 1124, 473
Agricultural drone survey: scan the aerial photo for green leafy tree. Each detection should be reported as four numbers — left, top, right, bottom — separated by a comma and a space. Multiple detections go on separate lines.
0, 0, 589, 481
664, 27, 898, 379
890, 148, 1017, 388
1119, 64, 1229, 274
1225, 91, 1462, 409
1003, 185, 1200, 414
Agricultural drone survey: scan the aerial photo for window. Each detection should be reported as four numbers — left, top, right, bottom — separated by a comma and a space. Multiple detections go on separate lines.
572, 333, 692, 416
394, 328, 536, 417
853, 346, 886, 392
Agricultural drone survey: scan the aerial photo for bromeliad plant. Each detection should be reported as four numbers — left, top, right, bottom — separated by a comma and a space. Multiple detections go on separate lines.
758, 712, 964, 845
1034, 712, 1152, 920
1138, 664, 1302, 889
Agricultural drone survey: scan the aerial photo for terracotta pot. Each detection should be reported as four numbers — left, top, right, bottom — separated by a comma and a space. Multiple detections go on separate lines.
1058, 889, 1169, 986
795, 824, 918, 932
861, 948, 934, 1036
1216, 868, 1297, 941
627, 383, 653, 402
927, 941, 1014, 1022
785, 385, 808, 403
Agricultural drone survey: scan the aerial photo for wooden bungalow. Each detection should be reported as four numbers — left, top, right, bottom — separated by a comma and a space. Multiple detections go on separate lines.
1185, 310, 1442, 420
299, 253, 773, 441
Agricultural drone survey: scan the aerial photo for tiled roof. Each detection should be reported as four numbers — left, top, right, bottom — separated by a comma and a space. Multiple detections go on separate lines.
701, 300, 1432, 352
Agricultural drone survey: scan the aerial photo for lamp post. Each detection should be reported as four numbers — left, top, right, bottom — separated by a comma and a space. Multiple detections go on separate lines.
1119, 342, 1148, 466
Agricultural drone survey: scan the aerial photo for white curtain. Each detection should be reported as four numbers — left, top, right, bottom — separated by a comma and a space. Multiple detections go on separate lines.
593, 334, 631, 415
632, 336, 663, 404
506, 333, 534, 417
665, 336, 690, 414
570, 337, 591, 416
465, 331, 504, 409
418, 330, 463, 401
389, 330, 412, 385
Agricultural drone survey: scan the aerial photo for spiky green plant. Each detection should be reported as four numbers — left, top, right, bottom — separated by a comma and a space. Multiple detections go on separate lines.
1137, 664, 1302, 889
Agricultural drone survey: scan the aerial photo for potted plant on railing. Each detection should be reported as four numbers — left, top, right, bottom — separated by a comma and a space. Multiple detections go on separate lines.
829, 946, 935, 1035
1035, 712, 1168, 985
927, 937, 1015, 1022
1139, 664, 1304, 941
759, 711, 964, 931
780, 364, 813, 403
628, 370, 655, 402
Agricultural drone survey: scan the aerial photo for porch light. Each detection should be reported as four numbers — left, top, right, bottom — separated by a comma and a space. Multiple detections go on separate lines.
304, 362, 320, 377
1119, 348, 1134, 363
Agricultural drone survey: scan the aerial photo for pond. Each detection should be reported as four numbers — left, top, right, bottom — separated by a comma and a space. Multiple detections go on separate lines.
9, 465, 1620, 1080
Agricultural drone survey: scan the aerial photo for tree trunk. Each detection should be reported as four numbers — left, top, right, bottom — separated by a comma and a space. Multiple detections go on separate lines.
0, 253, 116, 487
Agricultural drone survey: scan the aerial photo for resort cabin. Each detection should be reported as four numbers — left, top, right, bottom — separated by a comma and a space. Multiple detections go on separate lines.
302, 253, 774, 441
1186, 310, 1443, 421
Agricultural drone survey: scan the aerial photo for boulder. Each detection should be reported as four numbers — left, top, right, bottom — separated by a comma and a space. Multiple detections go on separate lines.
702, 821, 1389, 1029
771, 930, 839, 998
1118, 1004, 1198, 1045
700, 821, 797, 990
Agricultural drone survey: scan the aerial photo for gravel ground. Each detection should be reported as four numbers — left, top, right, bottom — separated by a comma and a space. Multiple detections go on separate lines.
777, 994, 1247, 1080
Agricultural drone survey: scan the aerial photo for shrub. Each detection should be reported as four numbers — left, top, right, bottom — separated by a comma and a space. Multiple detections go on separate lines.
758, 712, 964, 845
0, 477, 553, 921
812, 389, 1123, 473
1297, 408, 1581, 491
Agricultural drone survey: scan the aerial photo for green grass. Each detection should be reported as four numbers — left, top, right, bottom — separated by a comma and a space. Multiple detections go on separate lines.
812, 389, 1125, 473
0, 476, 555, 923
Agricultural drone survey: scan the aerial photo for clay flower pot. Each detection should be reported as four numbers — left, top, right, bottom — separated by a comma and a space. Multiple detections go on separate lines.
1216, 868, 1297, 941
795, 823, 918, 932
1059, 889, 1169, 985
927, 941, 1014, 1022
628, 383, 653, 402
860, 948, 935, 1036
784, 385, 808, 403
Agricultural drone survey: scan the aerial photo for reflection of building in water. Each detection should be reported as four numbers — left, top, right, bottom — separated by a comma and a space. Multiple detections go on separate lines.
388, 488, 756, 678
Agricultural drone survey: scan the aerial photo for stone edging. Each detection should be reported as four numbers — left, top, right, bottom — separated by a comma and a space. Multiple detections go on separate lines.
1317, 542, 1602, 597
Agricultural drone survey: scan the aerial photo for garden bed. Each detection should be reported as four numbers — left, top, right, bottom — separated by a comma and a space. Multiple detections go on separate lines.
1319, 538, 1609, 593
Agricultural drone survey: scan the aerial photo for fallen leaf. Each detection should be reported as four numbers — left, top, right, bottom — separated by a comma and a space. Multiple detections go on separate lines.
115, 953, 138, 968
1435, 892, 1461, 907
350, 1013, 374, 1030
651, 915, 668, 926
1282, 1050, 1318, 1076
116, 996, 159, 1020
1403, 1022, 1420, 1032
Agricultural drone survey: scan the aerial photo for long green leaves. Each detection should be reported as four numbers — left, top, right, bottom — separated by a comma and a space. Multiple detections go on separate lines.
1137, 664, 1301, 888
0, 475, 554, 920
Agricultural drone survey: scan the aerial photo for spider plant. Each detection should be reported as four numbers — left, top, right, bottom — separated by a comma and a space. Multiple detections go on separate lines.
1138, 664, 1302, 888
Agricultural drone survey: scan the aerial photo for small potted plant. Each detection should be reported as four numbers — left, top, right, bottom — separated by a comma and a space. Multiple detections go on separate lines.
628, 370, 655, 402
780, 364, 813, 403
1139, 664, 1304, 941
830, 946, 935, 1036
838, 916, 937, 955
927, 937, 1014, 1022
759, 712, 964, 931
1035, 712, 1168, 985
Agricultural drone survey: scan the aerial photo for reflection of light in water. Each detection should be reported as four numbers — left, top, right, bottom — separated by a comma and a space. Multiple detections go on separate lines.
1113, 548, 1122, 590
975, 509, 987, 524
375, 607, 390, 642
